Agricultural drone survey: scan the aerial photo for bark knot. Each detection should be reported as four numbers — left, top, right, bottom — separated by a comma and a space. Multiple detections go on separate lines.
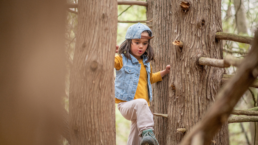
90, 60, 98, 71
180, 1, 190, 12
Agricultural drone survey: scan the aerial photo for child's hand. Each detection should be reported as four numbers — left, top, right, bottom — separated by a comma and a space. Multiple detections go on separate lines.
160, 65, 170, 77
116, 45, 119, 53
165, 65, 170, 74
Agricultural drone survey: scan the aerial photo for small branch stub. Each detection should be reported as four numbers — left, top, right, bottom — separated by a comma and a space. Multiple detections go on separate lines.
198, 57, 230, 68
177, 128, 187, 133
173, 40, 183, 48
153, 113, 168, 118
180, 1, 190, 12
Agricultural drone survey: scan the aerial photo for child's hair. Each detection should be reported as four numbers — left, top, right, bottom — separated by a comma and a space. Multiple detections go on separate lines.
118, 30, 155, 63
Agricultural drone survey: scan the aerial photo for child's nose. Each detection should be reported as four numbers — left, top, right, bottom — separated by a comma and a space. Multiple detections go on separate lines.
139, 43, 143, 48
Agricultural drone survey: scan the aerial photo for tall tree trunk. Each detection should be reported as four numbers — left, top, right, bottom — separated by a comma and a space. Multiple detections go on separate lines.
147, 0, 169, 144
233, 0, 248, 34
0, 0, 66, 145
69, 0, 117, 144
150, 0, 229, 144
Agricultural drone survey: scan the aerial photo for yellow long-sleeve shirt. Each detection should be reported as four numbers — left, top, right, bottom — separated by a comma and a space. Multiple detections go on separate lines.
114, 55, 162, 105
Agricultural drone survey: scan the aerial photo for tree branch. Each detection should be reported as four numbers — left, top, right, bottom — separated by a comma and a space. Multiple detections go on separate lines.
247, 107, 258, 111
232, 110, 258, 116
67, 1, 148, 8
153, 113, 168, 118
118, 20, 148, 23
216, 32, 253, 44
117, 1, 147, 6
67, 9, 78, 14
222, 74, 258, 88
229, 116, 258, 123
198, 57, 230, 68
179, 30, 258, 145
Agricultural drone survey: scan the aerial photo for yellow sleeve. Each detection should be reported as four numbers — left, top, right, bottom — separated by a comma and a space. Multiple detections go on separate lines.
150, 65, 162, 84
114, 55, 123, 70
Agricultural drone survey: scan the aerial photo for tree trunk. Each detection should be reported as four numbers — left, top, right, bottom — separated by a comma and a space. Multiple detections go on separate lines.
69, 0, 117, 144
150, 0, 229, 144
147, 0, 169, 144
0, 0, 66, 145
233, 0, 248, 34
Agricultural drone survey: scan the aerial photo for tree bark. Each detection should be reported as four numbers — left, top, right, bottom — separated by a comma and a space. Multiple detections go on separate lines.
0, 0, 66, 145
69, 0, 117, 144
150, 0, 229, 144
147, 0, 170, 144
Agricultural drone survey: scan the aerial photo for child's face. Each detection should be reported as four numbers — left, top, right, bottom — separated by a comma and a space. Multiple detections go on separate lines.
130, 32, 149, 60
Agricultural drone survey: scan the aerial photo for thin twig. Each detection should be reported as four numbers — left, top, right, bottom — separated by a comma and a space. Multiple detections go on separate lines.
240, 123, 251, 145
117, 5, 132, 17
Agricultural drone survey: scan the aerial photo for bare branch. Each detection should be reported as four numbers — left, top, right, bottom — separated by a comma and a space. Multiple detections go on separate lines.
232, 110, 258, 116
247, 107, 258, 111
117, 1, 147, 6
67, 9, 78, 14
177, 128, 187, 133
67, 1, 148, 8
153, 113, 168, 118
216, 32, 253, 44
118, 20, 148, 23
198, 57, 230, 68
229, 116, 258, 123
222, 74, 258, 88
117, 5, 132, 17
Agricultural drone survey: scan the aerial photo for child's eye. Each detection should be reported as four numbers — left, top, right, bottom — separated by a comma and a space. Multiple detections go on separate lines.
143, 43, 148, 45
135, 42, 139, 44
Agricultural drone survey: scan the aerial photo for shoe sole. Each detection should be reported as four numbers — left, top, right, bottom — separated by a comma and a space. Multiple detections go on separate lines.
141, 136, 155, 145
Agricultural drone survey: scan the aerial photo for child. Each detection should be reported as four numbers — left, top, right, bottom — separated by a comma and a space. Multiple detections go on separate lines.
115, 23, 170, 145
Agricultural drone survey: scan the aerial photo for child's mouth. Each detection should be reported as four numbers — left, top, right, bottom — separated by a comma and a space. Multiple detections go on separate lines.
139, 50, 143, 53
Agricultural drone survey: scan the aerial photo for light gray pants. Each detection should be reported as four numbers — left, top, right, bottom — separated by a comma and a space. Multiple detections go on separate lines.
118, 99, 154, 145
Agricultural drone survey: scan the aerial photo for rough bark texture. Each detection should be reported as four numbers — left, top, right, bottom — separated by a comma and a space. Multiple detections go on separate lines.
0, 0, 66, 145
150, 0, 229, 144
69, 0, 117, 144
147, 0, 170, 144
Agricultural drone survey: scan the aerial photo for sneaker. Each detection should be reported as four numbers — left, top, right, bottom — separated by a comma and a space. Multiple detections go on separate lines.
140, 129, 159, 145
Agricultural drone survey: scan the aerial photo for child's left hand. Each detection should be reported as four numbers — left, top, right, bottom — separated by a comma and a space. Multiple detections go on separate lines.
160, 65, 170, 77
165, 65, 170, 74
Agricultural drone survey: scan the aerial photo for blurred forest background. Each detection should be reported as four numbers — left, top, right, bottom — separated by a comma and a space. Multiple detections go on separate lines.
65, 0, 258, 144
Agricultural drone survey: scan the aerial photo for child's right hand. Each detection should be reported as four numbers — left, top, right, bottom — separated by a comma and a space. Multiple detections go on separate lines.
116, 45, 119, 53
